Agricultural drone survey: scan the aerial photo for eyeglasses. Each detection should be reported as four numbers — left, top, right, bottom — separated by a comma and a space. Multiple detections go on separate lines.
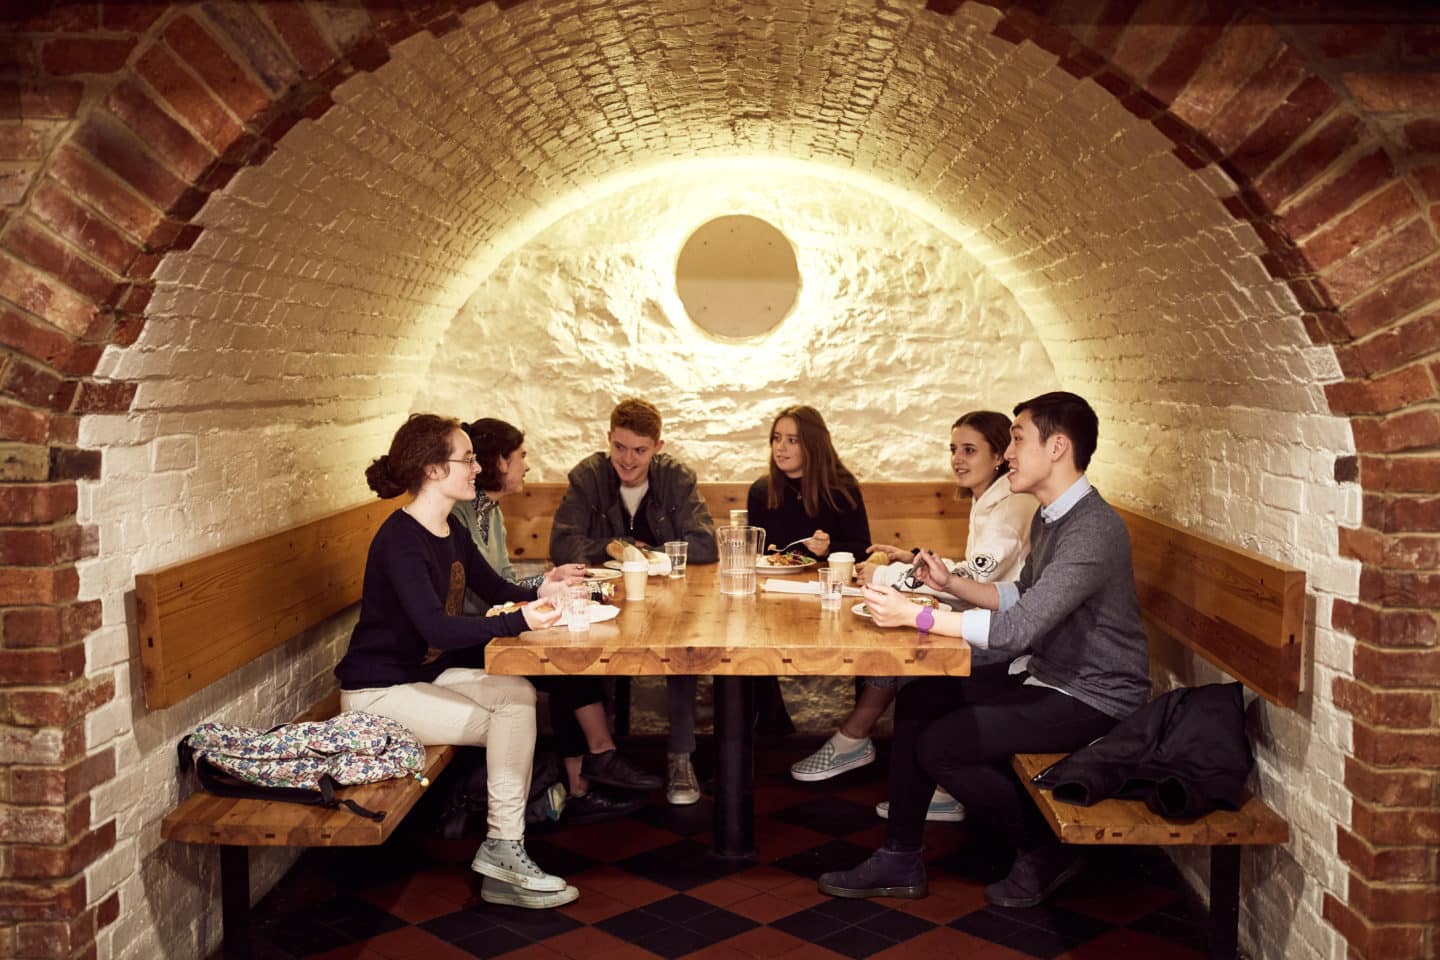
447, 456, 478, 466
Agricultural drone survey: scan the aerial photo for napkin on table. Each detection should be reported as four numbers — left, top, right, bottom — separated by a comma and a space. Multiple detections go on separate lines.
762, 578, 863, 597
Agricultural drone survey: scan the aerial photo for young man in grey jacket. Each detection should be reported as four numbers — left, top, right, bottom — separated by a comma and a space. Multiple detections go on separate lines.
820, 391, 1150, 909
550, 398, 718, 806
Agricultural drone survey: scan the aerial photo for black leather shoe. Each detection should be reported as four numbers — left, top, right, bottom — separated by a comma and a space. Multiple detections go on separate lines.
581, 749, 662, 791
564, 788, 644, 825
983, 845, 1084, 908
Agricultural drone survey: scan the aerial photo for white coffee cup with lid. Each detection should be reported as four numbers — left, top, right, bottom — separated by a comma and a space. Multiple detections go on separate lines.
828, 551, 855, 583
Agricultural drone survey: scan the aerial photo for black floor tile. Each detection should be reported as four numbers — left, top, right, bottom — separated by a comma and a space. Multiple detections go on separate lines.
770, 794, 879, 836
770, 837, 874, 879
617, 837, 752, 889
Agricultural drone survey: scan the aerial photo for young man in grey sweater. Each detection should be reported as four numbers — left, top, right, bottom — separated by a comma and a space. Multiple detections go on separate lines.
820, 391, 1150, 909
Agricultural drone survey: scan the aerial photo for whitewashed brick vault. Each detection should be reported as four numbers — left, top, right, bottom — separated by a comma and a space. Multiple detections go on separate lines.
1, 2, 1436, 959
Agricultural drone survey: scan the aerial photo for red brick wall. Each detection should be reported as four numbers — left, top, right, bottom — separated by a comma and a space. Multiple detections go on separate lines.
0, 2, 1435, 957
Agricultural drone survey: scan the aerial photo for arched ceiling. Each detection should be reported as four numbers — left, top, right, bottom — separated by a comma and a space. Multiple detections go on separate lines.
94, 0, 1340, 538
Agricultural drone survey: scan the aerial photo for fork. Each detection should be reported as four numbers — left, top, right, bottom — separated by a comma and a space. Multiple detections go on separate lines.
767, 538, 811, 554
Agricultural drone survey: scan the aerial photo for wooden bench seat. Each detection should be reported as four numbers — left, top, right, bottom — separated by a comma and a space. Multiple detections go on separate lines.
1012, 507, 1304, 960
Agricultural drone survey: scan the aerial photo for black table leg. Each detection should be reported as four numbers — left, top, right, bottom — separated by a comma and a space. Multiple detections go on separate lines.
1208, 845, 1241, 960
712, 676, 756, 859
220, 845, 251, 960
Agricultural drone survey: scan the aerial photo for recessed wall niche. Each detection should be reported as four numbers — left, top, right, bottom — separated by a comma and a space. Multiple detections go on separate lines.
675, 214, 800, 339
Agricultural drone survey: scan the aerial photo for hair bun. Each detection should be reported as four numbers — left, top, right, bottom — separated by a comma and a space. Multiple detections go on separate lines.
365, 454, 406, 499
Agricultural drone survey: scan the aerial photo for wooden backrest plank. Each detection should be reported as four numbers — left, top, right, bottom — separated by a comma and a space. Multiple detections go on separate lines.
506, 481, 971, 561
136, 500, 396, 709
136, 483, 1304, 714
1115, 506, 1305, 707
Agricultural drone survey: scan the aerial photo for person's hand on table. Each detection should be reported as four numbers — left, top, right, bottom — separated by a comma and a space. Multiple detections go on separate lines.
860, 584, 926, 628
865, 543, 912, 563
521, 600, 563, 631
543, 563, 586, 586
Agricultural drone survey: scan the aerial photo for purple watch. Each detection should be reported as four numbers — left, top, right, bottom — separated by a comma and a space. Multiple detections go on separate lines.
915, 605, 935, 634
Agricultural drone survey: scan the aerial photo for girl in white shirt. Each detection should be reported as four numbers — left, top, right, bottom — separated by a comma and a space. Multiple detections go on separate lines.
790, 411, 1038, 823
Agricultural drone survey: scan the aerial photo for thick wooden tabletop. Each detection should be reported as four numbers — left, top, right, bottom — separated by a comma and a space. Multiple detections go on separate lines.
484, 565, 971, 678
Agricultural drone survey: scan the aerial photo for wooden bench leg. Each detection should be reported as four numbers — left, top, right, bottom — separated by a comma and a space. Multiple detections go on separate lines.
220, 845, 252, 960
1208, 845, 1241, 960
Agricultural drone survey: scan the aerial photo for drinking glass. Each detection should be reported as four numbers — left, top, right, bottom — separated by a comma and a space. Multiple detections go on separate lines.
664, 540, 688, 578
817, 568, 843, 611
565, 584, 590, 633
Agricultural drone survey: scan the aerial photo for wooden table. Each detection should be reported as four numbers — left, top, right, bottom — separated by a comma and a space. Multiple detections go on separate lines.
485, 564, 971, 858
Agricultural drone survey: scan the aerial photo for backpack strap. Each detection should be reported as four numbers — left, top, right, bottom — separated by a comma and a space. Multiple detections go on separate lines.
191, 759, 385, 821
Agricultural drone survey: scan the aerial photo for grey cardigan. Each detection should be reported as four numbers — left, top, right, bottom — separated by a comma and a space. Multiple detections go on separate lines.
986, 488, 1151, 720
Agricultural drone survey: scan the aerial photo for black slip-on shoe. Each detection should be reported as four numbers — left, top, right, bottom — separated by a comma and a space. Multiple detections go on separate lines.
581, 749, 663, 791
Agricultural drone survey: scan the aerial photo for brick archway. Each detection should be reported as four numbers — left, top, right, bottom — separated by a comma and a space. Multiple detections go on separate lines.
1, 3, 1434, 957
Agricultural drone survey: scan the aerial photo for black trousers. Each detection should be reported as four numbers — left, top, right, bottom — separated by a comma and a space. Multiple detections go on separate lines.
530, 676, 607, 759
884, 664, 1116, 852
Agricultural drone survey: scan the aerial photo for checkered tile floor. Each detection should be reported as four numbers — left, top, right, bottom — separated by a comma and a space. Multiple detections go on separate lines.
249, 738, 1213, 959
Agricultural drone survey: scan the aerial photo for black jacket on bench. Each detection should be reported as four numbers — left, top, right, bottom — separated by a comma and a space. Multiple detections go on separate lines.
1032, 682, 1253, 819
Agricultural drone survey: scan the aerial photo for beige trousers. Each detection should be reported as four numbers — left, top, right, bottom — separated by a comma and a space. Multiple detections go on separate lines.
341, 668, 536, 841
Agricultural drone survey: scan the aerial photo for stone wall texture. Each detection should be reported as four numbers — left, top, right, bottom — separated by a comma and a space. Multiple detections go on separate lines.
0, 2, 1436, 959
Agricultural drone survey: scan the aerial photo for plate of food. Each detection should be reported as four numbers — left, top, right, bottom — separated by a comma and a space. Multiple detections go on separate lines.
584, 567, 622, 581
484, 600, 548, 617
756, 552, 818, 574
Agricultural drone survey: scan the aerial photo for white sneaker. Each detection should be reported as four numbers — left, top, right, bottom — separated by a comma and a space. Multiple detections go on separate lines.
790, 737, 875, 782
480, 876, 579, 909
876, 788, 965, 822
667, 752, 701, 806
470, 839, 567, 892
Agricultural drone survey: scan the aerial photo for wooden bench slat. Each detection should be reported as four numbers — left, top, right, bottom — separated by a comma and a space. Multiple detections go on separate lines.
136, 500, 397, 709
162, 744, 455, 847
1010, 753, 1289, 847
1116, 506, 1305, 707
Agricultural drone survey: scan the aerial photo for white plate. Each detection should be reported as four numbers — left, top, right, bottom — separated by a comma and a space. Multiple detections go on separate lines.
852, 602, 872, 619
584, 567, 622, 581
755, 555, 818, 574
556, 602, 620, 628
602, 558, 670, 575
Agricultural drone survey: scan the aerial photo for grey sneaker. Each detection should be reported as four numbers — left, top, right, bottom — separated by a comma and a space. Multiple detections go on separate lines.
791, 737, 875, 782
470, 839, 567, 892
666, 753, 701, 806
876, 788, 965, 822
480, 876, 579, 909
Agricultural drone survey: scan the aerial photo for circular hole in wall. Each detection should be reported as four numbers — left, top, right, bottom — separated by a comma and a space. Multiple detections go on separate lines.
675, 214, 800, 339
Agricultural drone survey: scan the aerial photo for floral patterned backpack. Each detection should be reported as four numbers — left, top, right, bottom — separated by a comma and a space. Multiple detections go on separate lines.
178, 711, 428, 821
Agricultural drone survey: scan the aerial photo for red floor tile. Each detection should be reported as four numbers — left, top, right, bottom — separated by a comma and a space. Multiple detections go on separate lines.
727, 864, 795, 892
687, 876, 760, 907
1058, 882, 1182, 925
544, 926, 640, 959
492, 943, 568, 960
725, 891, 806, 924
723, 925, 810, 957
365, 927, 480, 960
680, 943, 754, 960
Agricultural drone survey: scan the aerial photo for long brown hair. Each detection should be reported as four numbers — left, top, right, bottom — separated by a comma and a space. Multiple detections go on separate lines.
766, 405, 858, 516
365, 413, 460, 499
